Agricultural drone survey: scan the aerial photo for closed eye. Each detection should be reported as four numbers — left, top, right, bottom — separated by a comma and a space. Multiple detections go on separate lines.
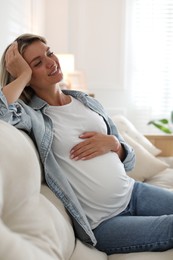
34, 60, 42, 67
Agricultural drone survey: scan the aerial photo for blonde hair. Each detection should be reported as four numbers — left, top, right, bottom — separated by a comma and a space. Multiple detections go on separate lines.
0, 33, 46, 103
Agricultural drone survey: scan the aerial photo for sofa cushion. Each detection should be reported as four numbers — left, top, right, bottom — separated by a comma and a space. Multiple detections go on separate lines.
108, 250, 173, 260
146, 168, 173, 191
41, 184, 75, 260
70, 239, 107, 260
122, 133, 168, 182
0, 120, 75, 260
112, 115, 161, 156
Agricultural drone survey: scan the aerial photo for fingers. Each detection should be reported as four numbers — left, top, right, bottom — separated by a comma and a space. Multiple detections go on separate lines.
79, 132, 96, 138
70, 132, 107, 160
5, 42, 18, 61
5, 42, 19, 74
70, 142, 95, 160
71, 151, 98, 161
70, 132, 120, 161
70, 132, 97, 160
4, 42, 32, 81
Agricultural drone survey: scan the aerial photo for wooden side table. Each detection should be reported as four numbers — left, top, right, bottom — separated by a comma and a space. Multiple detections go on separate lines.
145, 134, 173, 156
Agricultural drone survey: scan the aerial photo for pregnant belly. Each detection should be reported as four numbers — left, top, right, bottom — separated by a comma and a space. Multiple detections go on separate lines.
61, 151, 131, 207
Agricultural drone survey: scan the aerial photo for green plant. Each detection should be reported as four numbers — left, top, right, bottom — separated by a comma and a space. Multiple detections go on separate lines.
148, 118, 173, 134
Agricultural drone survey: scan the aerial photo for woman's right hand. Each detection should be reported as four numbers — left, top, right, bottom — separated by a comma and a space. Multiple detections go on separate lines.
5, 42, 32, 85
2, 42, 32, 104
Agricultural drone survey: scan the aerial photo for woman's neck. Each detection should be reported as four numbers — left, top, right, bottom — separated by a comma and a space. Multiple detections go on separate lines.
35, 86, 71, 106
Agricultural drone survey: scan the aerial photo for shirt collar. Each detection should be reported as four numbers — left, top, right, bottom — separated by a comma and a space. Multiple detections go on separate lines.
29, 95, 47, 110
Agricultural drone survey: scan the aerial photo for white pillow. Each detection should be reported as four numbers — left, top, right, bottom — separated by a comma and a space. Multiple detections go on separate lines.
112, 115, 161, 156
122, 132, 169, 182
0, 121, 74, 260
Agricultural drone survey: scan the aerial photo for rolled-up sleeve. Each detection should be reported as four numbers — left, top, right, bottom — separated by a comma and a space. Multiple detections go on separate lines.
0, 90, 31, 131
108, 116, 136, 172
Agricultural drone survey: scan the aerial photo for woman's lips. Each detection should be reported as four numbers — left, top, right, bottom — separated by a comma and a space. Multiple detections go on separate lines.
48, 66, 59, 76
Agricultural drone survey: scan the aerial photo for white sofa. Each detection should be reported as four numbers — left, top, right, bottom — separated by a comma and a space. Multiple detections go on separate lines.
1, 116, 173, 260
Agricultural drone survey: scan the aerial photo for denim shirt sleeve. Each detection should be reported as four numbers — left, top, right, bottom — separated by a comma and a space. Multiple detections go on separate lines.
107, 115, 136, 172
0, 90, 32, 131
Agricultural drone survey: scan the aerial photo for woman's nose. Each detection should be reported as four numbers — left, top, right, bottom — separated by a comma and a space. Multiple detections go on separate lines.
46, 57, 55, 68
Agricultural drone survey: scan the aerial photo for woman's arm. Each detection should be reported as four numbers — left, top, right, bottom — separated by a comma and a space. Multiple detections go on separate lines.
2, 42, 32, 104
0, 42, 32, 129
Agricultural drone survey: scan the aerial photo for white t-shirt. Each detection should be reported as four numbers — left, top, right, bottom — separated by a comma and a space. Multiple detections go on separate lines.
46, 97, 134, 228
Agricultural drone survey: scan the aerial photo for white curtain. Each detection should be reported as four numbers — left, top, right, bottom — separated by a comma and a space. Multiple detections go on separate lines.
125, 0, 173, 133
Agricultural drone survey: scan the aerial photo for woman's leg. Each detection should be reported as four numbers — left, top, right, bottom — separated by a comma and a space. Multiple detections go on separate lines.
93, 182, 173, 254
131, 182, 173, 216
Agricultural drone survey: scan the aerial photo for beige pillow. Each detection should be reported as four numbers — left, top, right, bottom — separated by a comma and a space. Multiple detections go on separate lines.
122, 132, 169, 182
112, 115, 161, 156
146, 168, 173, 191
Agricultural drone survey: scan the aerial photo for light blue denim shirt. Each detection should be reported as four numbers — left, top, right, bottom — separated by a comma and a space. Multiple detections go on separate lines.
0, 89, 135, 246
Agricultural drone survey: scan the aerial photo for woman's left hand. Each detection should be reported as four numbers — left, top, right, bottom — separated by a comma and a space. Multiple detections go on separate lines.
70, 132, 121, 160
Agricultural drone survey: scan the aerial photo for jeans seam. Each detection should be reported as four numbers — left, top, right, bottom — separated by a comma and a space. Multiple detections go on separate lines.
106, 239, 173, 254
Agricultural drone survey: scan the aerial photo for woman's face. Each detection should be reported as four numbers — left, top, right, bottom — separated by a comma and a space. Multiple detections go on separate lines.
23, 40, 63, 91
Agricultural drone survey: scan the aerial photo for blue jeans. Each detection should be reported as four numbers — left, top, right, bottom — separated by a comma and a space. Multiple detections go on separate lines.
93, 181, 173, 254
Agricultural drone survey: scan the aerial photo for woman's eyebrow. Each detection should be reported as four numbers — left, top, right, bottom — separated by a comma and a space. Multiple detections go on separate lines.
29, 47, 50, 65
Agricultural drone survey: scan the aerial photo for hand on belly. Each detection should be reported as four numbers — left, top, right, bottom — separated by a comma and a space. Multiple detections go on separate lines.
70, 131, 120, 161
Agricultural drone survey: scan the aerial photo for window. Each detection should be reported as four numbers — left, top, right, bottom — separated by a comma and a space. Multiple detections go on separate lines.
125, 0, 173, 133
